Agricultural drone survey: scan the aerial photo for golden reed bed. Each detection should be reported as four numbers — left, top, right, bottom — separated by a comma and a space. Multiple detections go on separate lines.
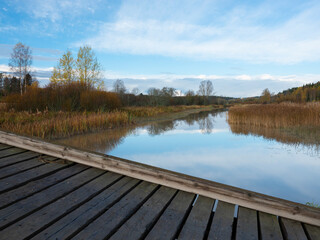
228, 102, 320, 128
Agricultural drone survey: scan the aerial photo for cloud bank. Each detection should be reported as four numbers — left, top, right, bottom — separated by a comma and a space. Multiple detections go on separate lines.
79, 0, 320, 64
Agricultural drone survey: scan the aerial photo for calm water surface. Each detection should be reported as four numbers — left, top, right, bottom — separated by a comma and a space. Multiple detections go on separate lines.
57, 110, 320, 204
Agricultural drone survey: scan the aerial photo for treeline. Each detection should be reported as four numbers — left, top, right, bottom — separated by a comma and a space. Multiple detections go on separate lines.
233, 81, 320, 105
3, 81, 227, 112
276, 81, 320, 102
0, 73, 35, 96
1, 44, 228, 113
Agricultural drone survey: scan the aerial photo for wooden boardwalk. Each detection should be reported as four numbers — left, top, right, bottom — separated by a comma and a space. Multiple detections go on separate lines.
0, 135, 320, 239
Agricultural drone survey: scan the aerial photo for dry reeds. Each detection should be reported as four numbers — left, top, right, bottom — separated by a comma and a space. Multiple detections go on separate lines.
0, 111, 131, 139
228, 102, 320, 128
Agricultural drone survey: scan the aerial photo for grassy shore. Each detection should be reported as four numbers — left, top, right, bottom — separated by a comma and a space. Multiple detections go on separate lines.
228, 102, 320, 128
0, 105, 218, 139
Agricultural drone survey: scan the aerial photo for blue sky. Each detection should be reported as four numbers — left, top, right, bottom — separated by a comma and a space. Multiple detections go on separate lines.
1, 0, 320, 97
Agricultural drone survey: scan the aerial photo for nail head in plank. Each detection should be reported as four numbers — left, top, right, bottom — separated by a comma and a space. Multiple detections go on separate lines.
145, 191, 195, 240
178, 195, 215, 240
72, 181, 158, 240
208, 201, 235, 240
236, 207, 259, 240
259, 212, 283, 240
110, 186, 177, 240
280, 218, 308, 240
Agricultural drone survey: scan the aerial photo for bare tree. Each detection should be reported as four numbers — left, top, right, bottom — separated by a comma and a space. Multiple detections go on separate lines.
198, 80, 214, 104
9, 42, 32, 95
113, 79, 126, 95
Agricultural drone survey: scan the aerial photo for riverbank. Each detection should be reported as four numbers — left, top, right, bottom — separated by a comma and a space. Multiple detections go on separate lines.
0, 105, 222, 139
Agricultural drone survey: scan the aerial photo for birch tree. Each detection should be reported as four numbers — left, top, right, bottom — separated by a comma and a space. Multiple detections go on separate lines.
76, 46, 103, 89
9, 43, 32, 95
50, 50, 75, 85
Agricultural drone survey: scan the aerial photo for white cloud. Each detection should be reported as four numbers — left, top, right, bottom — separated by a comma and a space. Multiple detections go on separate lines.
78, 0, 320, 64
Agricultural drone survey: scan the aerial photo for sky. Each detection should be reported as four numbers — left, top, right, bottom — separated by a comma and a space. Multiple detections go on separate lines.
0, 0, 320, 97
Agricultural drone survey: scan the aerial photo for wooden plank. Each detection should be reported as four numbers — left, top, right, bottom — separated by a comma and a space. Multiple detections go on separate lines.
259, 212, 283, 240
280, 218, 308, 240
0, 172, 122, 239
0, 168, 103, 230
1, 131, 319, 226
208, 200, 235, 240
304, 224, 320, 240
178, 195, 215, 240
0, 159, 69, 193
110, 186, 177, 240
72, 181, 158, 240
0, 151, 40, 168
33, 177, 139, 240
0, 147, 26, 159
236, 207, 259, 240
0, 155, 44, 179
0, 144, 11, 150
145, 191, 195, 240
0, 164, 87, 209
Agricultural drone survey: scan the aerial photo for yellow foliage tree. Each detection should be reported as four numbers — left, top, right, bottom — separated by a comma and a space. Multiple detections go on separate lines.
50, 50, 75, 85
50, 46, 103, 89
75, 46, 103, 89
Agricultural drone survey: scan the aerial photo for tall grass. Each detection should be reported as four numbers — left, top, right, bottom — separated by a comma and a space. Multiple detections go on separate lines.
228, 102, 320, 128
0, 111, 131, 139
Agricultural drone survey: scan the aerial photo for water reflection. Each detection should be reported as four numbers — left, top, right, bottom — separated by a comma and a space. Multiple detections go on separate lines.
56, 110, 320, 204
58, 110, 218, 152
229, 122, 320, 152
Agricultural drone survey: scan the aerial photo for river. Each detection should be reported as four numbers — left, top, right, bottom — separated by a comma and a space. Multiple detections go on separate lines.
56, 110, 320, 204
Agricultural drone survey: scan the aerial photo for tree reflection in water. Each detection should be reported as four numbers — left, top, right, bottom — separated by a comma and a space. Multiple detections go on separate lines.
56, 110, 221, 152
229, 123, 320, 152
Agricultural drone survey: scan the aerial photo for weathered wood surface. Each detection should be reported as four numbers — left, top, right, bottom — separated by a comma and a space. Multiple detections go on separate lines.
178, 195, 215, 239
145, 191, 195, 240
0, 164, 86, 209
259, 212, 283, 240
0, 146, 319, 239
208, 200, 235, 240
304, 224, 320, 240
0, 147, 26, 159
109, 186, 177, 240
33, 177, 139, 240
0, 151, 39, 168
0, 143, 11, 150
1, 130, 319, 226
236, 207, 259, 240
0, 153, 43, 179
280, 218, 308, 240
